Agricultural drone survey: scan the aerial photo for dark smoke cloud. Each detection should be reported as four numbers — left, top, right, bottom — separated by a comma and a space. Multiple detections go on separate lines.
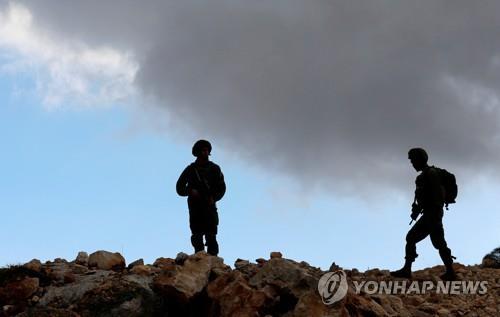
11, 1, 500, 195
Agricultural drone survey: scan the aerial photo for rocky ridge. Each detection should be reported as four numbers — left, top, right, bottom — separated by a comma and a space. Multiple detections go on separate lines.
0, 249, 498, 316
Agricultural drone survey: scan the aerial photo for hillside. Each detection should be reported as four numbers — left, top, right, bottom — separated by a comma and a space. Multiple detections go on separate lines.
0, 249, 498, 316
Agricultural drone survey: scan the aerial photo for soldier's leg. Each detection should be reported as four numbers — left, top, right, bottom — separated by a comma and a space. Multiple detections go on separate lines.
405, 216, 431, 263
392, 216, 431, 278
205, 208, 219, 256
205, 234, 219, 256
191, 234, 204, 252
189, 209, 205, 253
429, 217, 456, 279
430, 225, 452, 264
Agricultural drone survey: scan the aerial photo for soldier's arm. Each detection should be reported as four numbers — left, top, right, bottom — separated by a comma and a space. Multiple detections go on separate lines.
414, 175, 424, 207
212, 165, 226, 202
427, 168, 444, 208
176, 166, 190, 197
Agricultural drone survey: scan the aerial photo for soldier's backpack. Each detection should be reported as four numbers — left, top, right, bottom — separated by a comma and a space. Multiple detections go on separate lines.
432, 166, 458, 209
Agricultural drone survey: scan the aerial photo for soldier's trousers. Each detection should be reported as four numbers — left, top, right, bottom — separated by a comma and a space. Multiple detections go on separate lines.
405, 208, 454, 267
188, 205, 219, 256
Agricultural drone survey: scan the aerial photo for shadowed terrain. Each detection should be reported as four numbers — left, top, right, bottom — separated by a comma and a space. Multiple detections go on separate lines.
0, 248, 498, 316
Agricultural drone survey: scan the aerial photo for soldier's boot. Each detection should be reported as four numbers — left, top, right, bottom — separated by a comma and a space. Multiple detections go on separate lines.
391, 259, 413, 279
191, 234, 205, 253
392, 243, 417, 279
205, 234, 219, 256
439, 248, 457, 281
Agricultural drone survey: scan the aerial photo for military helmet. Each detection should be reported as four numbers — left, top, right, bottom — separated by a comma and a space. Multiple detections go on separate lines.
408, 147, 428, 163
192, 139, 212, 157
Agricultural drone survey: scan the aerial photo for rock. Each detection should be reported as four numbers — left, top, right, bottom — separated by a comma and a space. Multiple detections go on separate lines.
207, 271, 273, 317
329, 261, 341, 271
403, 295, 426, 306
410, 308, 434, 317
111, 297, 143, 316
2, 305, 15, 314
75, 278, 160, 316
54, 258, 68, 263
75, 251, 89, 266
88, 250, 126, 271
293, 292, 334, 317
39, 270, 112, 307
16, 307, 81, 317
234, 259, 259, 277
484, 307, 498, 315
16, 277, 39, 298
175, 252, 189, 265
365, 268, 381, 276
153, 257, 176, 269
456, 267, 468, 274
63, 272, 76, 284
130, 265, 152, 276
153, 252, 230, 303
270, 251, 282, 259
31, 273, 158, 316
128, 258, 144, 269
234, 258, 250, 269
0, 277, 39, 305
371, 294, 411, 316
379, 269, 391, 276
23, 259, 42, 272
249, 258, 317, 293
481, 247, 500, 268
299, 261, 311, 267
255, 258, 267, 267
482, 257, 499, 269
3, 251, 500, 316
248, 258, 323, 316
44, 261, 74, 285
344, 292, 387, 316
70, 263, 89, 275
123, 274, 155, 293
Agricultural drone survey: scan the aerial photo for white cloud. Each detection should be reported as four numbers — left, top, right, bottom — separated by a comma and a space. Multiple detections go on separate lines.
0, 2, 138, 108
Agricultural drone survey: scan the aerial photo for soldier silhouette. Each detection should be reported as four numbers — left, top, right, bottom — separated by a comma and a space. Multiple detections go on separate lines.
391, 148, 457, 280
176, 140, 226, 256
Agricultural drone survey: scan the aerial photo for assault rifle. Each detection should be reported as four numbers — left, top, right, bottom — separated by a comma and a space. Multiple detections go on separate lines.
409, 197, 423, 225
193, 166, 214, 205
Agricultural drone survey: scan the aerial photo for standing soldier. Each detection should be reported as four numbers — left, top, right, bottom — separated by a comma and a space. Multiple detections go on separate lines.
391, 148, 457, 280
176, 140, 226, 256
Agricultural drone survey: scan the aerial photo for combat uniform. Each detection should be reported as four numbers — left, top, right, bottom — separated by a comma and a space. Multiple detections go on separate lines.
405, 166, 454, 267
176, 161, 226, 255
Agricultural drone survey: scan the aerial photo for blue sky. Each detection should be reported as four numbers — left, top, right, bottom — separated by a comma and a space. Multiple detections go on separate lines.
0, 1, 498, 271
0, 71, 497, 270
